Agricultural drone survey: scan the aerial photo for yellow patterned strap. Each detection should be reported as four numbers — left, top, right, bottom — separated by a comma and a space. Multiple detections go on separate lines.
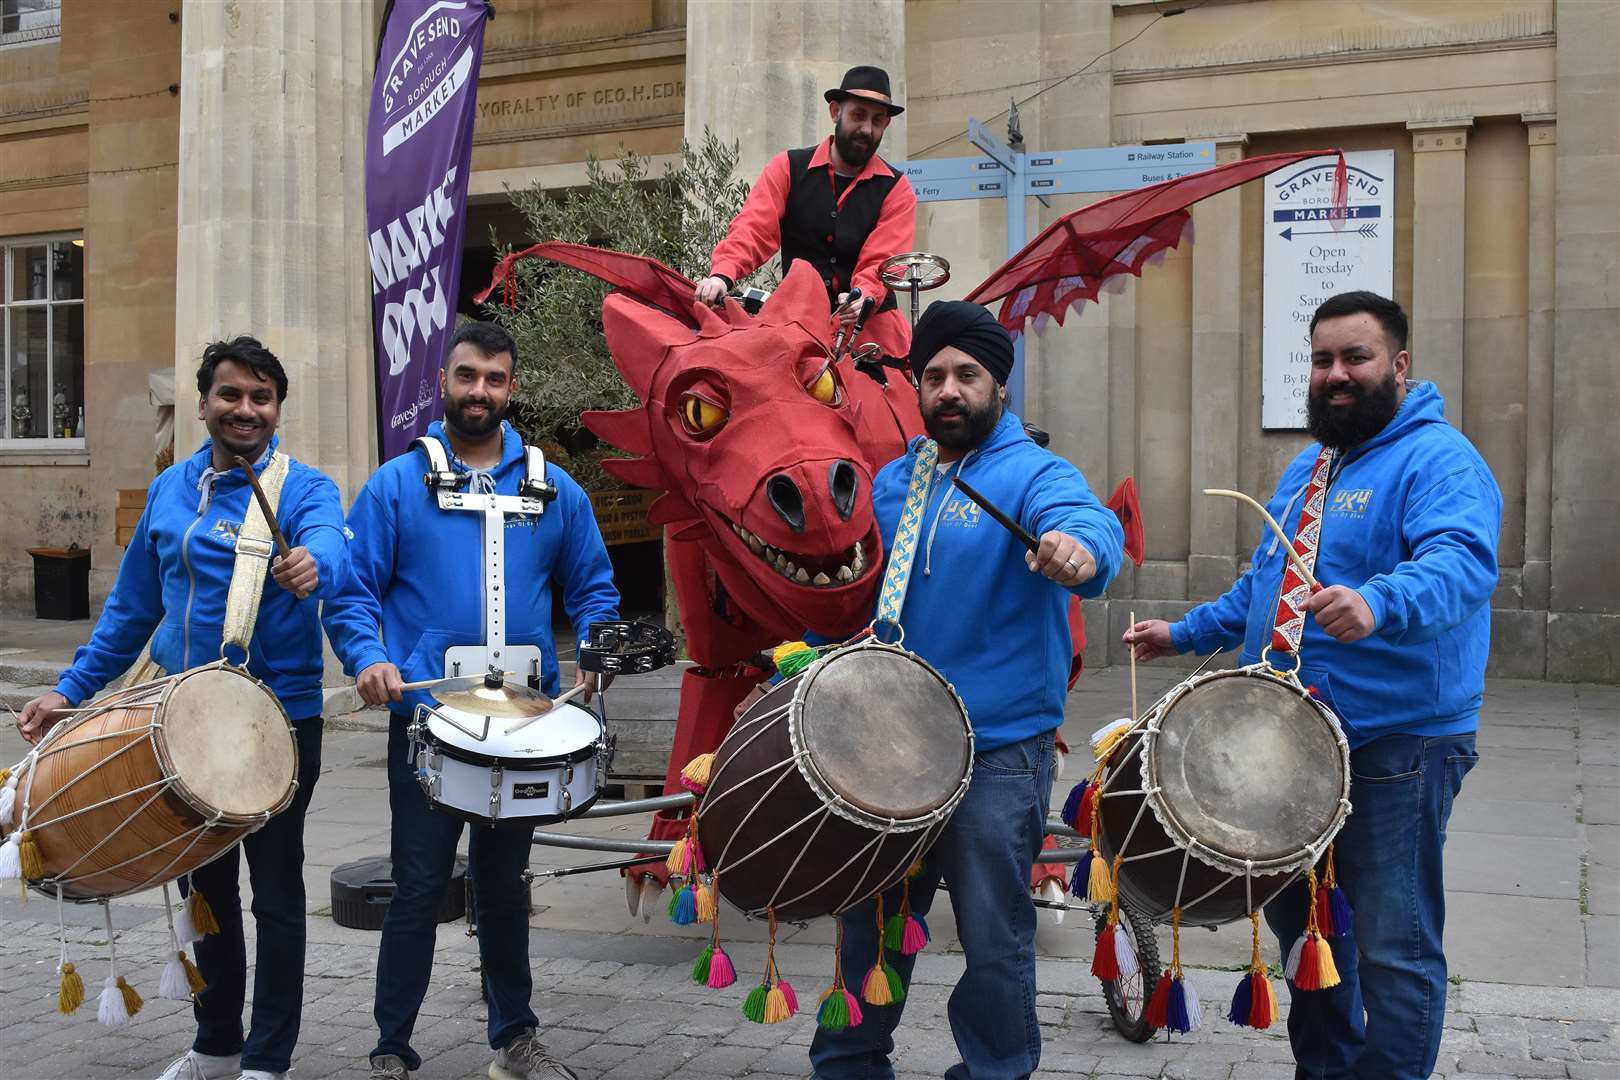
221, 452, 291, 658
874, 439, 939, 633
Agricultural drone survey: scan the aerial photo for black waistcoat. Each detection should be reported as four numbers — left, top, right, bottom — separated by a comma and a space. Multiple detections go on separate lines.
780, 146, 901, 313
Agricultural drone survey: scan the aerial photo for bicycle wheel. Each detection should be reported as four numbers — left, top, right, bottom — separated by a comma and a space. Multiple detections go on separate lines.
1095, 903, 1161, 1042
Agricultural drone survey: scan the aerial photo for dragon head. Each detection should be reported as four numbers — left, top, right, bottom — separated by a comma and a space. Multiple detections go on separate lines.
583, 258, 911, 638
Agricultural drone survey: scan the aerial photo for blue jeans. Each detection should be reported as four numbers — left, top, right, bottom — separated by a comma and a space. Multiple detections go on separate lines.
1264, 733, 1478, 1080
189, 717, 323, 1074
372, 717, 539, 1070
810, 731, 1055, 1080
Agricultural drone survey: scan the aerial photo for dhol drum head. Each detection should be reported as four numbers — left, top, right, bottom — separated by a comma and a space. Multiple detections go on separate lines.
1146, 672, 1345, 865
159, 666, 296, 820
796, 646, 971, 823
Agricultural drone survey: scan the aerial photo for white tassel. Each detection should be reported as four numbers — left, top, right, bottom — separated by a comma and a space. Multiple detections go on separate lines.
97, 976, 131, 1026
1114, 923, 1139, 979
1090, 718, 1133, 756
157, 954, 191, 1000
0, 772, 17, 830
0, 833, 20, 879
639, 876, 663, 925
1182, 978, 1203, 1030
173, 893, 200, 946
1285, 934, 1306, 981
1038, 879, 1066, 926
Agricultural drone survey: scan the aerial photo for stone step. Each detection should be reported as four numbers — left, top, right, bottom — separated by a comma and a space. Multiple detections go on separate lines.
0, 658, 63, 686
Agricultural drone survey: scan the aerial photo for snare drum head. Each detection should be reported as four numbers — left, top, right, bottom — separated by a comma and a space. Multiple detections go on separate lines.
797, 646, 971, 822
160, 667, 296, 817
427, 700, 600, 761
1149, 671, 1344, 864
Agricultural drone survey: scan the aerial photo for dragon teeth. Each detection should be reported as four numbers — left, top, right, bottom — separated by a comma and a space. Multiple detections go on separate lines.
812, 571, 831, 586
836, 565, 853, 582
794, 567, 810, 583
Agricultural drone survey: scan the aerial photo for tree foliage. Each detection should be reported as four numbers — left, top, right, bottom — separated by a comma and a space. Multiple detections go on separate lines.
486, 132, 776, 491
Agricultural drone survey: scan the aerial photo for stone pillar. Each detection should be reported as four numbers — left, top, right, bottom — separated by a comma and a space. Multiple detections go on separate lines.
684, 0, 905, 187
1406, 119, 1471, 428
1187, 134, 1247, 600
173, 0, 377, 501
1548, 0, 1620, 681
1522, 115, 1556, 614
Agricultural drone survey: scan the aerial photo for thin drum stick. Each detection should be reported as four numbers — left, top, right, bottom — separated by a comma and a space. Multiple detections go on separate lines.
504, 683, 590, 735
1129, 609, 1139, 725
1202, 488, 1321, 591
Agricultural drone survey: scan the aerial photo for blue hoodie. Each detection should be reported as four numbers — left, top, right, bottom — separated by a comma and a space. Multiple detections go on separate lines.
55, 437, 350, 720
322, 421, 619, 714
870, 410, 1125, 751
1171, 382, 1501, 748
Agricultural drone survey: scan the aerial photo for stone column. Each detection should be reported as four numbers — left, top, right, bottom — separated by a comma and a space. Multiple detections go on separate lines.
1187, 134, 1247, 600
684, 0, 905, 186
1406, 119, 1471, 428
1548, 0, 1620, 680
1522, 115, 1555, 614
173, 0, 377, 501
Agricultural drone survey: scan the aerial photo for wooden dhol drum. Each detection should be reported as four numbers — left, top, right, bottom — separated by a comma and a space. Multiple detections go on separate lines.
6, 663, 297, 900
1095, 663, 1351, 927
697, 640, 973, 922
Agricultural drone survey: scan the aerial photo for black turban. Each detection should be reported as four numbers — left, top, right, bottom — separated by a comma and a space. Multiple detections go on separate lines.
907, 300, 1015, 385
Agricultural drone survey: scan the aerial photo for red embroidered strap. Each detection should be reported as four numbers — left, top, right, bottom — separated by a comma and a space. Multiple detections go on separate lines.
1269, 447, 1334, 654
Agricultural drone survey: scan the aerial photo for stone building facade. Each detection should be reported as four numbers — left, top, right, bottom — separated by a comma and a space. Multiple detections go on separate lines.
0, 0, 1614, 680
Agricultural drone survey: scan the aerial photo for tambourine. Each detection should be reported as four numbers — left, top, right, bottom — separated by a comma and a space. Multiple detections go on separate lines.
578, 620, 678, 674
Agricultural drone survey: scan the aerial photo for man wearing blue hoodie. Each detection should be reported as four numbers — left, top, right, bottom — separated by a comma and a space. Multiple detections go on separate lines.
809, 301, 1125, 1080
20, 337, 350, 1080
323, 321, 619, 1080
1126, 291, 1500, 1080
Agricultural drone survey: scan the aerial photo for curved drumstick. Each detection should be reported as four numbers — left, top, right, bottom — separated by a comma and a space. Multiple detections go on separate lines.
1202, 488, 1321, 592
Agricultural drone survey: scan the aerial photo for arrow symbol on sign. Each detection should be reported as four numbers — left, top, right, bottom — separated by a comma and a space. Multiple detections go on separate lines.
1280, 224, 1378, 240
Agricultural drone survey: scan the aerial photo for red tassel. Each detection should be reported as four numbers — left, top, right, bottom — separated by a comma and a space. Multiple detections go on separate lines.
1294, 935, 1323, 991
1315, 882, 1335, 937
1078, 784, 1097, 830
1249, 971, 1277, 1029
1091, 920, 1120, 981
1144, 969, 1173, 1028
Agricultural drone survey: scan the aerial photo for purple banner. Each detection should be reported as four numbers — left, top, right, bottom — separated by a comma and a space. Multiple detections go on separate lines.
366, 0, 490, 460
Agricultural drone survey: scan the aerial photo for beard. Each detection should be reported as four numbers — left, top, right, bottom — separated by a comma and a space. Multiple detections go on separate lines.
924, 393, 1001, 453
834, 119, 882, 169
1306, 373, 1401, 450
443, 393, 506, 438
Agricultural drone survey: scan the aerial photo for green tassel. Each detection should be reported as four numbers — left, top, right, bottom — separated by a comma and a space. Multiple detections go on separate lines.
885, 965, 905, 1003
816, 988, 850, 1031
691, 943, 714, 984
742, 983, 769, 1023
883, 913, 906, 952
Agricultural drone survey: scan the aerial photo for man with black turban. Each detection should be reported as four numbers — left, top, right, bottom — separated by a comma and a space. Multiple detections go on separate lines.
809, 301, 1126, 1080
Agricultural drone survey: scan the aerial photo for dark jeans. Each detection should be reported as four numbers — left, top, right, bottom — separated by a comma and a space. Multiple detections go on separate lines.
372, 717, 539, 1070
1265, 732, 1479, 1080
810, 731, 1056, 1080
188, 716, 323, 1074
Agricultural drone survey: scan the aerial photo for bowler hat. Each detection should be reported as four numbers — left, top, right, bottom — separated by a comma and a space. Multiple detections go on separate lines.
824, 65, 904, 115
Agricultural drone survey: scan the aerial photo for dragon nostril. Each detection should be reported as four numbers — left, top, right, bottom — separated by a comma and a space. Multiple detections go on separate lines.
829, 461, 859, 521
767, 474, 806, 533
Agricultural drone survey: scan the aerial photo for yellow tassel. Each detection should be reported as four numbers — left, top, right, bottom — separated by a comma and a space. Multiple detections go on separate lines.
117, 975, 143, 1017
1093, 725, 1128, 762
696, 880, 718, 923
665, 836, 689, 877
763, 984, 790, 1024
681, 753, 715, 789
189, 889, 220, 937
861, 965, 892, 1006
771, 641, 813, 665
1314, 933, 1341, 988
1086, 853, 1114, 904
905, 860, 925, 881
18, 831, 44, 880
180, 952, 206, 994
57, 962, 84, 1014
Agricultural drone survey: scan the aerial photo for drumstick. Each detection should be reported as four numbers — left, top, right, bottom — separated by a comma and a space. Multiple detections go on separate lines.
233, 455, 293, 560
504, 683, 590, 735
1202, 488, 1322, 592
397, 671, 516, 693
1129, 609, 1139, 725
950, 476, 1039, 553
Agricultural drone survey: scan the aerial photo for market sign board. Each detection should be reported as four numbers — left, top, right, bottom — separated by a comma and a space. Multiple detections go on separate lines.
1262, 150, 1396, 429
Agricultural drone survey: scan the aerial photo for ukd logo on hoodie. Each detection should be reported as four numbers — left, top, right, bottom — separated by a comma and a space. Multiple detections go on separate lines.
1330, 488, 1373, 517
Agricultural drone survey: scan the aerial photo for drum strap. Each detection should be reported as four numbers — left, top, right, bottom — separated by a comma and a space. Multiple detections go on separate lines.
1268, 446, 1334, 654
874, 438, 939, 633
221, 451, 292, 658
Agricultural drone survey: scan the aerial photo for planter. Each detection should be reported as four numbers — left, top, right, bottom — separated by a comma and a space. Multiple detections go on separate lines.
28, 545, 91, 620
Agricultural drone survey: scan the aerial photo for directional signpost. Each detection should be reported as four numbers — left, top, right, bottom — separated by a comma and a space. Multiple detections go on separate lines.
894, 126, 1215, 411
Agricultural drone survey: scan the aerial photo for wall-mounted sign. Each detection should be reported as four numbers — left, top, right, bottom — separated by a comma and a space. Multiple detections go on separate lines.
1261, 150, 1395, 429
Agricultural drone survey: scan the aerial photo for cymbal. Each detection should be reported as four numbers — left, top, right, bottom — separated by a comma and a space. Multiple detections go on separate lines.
403, 672, 557, 719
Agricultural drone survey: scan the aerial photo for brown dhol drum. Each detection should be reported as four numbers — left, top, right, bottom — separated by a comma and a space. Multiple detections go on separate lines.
1095, 662, 1351, 927
697, 640, 972, 922
5, 663, 297, 900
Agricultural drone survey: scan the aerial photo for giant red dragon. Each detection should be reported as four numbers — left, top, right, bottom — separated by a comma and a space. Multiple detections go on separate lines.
477, 149, 1345, 913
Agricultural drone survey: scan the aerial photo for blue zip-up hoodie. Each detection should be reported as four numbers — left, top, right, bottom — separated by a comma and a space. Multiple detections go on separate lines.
871, 410, 1125, 751
322, 421, 620, 715
1171, 382, 1501, 748
55, 436, 350, 720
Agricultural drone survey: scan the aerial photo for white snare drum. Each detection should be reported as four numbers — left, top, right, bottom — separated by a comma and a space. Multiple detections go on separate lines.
408, 700, 604, 825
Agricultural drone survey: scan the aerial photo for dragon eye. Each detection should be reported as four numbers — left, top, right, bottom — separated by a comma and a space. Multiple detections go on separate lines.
808, 363, 838, 404
680, 394, 728, 435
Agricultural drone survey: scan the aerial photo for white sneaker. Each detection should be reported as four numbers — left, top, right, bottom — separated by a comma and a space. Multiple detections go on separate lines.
155, 1052, 240, 1080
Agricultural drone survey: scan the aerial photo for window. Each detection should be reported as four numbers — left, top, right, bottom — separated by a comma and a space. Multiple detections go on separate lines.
3, 234, 85, 448
0, 0, 61, 48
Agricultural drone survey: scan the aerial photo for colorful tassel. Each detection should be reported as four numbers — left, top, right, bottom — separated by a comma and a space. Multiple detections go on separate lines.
772, 641, 817, 678
667, 882, 698, 925
1229, 912, 1278, 1029
816, 986, 863, 1031
1290, 869, 1341, 991
695, 878, 718, 923
707, 945, 736, 989
1069, 850, 1091, 897
1090, 718, 1132, 761
905, 859, 925, 881
17, 830, 43, 880
690, 943, 713, 984
861, 963, 895, 1005
665, 834, 690, 878
764, 981, 796, 1023
1145, 969, 1173, 1028
883, 911, 905, 952
1248, 970, 1278, 1029
0, 767, 16, 830
188, 887, 220, 937
1226, 969, 1253, 1027
741, 983, 768, 1023
1091, 916, 1120, 981
900, 914, 929, 956
1059, 780, 1087, 830
680, 753, 715, 794
1086, 850, 1114, 904
1319, 845, 1353, 938
0, 832, 20, 880
1146, 910, 1199, 1033
57, 961, 84, 1015
745, 909, 795, 1023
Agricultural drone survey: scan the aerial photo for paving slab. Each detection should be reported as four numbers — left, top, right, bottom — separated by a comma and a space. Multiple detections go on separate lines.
1445, 833, 1583, 900
1444, 893, 1588, 986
